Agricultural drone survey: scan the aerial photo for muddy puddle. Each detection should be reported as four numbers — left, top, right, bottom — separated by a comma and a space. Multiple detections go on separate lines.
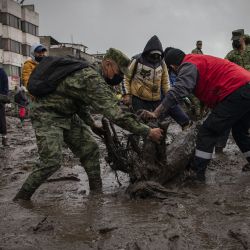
1, 116, 250, 250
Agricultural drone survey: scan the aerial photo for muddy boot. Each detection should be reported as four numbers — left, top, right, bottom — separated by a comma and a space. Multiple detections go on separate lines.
187, 157, 209, 182
13, 189, 32, 201
2, 136, 8, 146
242, 163, 250, 172
88, 175, 103, 193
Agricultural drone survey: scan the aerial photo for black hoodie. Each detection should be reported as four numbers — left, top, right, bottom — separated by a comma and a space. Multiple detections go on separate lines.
139, 35, 163, 68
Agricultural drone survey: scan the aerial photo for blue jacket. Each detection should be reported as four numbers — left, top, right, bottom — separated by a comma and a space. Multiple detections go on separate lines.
0, 68, 9, 95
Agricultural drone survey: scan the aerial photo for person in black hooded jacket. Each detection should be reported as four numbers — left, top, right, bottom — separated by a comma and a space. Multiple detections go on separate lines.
122, 35, 190, 128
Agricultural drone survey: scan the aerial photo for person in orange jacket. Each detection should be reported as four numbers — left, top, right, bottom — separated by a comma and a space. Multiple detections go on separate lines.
22, 43, 47, 88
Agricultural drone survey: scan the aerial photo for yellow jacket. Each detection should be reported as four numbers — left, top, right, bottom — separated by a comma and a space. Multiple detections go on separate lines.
21, 59, 38, 88
123, 59, 170, 101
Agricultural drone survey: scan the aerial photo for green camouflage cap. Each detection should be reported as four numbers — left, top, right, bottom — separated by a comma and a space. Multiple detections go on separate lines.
231, 29, 244, 40
104, 48, 130, 76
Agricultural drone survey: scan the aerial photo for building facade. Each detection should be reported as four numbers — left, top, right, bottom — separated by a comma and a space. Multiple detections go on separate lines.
0, 0, 39, 89
40, 36, 103, 64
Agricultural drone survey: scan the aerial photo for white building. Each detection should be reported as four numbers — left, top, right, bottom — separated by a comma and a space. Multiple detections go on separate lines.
0, 0, 39, 89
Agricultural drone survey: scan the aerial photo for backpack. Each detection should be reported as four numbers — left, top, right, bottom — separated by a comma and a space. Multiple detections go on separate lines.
130, 53, 164, 82
28, 56, 89, 97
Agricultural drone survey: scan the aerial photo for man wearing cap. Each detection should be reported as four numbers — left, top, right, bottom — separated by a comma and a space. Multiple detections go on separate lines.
225, 29, 250, 71
14, 48, 163, 201
22, 43, 47, 88
191, 41, 203, 55
215, 29, 250, 154
141, 48, 250, 182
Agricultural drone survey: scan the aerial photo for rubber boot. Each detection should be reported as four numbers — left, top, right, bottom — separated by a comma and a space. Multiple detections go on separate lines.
88, 175, 103, 193
189, 156, 210, 182
13, 188, 32, 201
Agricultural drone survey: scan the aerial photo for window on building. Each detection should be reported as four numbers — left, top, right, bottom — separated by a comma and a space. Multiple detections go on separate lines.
0, 12, 21, 29
21, 21, 38, 36
0, 38, 21, 54
22, 44, 31, 56
3, 64, 21, 77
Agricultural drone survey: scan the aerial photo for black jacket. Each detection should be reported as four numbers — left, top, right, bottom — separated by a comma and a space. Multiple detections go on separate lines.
0, 68, 9, 95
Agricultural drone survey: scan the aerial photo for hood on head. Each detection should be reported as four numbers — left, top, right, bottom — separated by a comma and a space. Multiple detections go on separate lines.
142, 35, 163, 56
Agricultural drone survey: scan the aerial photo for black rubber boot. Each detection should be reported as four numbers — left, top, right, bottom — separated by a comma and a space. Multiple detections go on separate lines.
13, 189, 32, 201
188, 157, 210, 182
88, 175, 103, 193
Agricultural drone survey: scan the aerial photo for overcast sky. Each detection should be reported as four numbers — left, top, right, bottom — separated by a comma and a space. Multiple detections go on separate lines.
24, 0, 250, 58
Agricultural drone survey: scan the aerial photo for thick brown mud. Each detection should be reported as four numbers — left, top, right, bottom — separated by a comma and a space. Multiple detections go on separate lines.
1, 116, 250, 250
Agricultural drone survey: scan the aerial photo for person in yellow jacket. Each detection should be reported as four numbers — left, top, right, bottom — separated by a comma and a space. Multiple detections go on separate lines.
22, 43, 47, 88
122, 35, 190, 128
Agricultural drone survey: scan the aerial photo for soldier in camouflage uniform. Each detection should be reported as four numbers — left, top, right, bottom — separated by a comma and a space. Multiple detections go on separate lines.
14, 48, 163, 201
189, 41, 206, 119
225, 29, 250, 71
215, 29, 250, 154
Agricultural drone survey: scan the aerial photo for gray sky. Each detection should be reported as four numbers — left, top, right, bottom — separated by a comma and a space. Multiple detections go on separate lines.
25, 0, 250, 58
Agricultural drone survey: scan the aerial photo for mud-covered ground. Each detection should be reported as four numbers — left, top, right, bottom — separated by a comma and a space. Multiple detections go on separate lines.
1, 116, 250, 250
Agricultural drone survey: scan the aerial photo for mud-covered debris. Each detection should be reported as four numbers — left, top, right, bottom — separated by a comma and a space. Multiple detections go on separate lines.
98, 226, 118, 234
46, 175, 80, 182
228, 229, 249, 249
127, 181, 188, 200
213, 198, 226, 205
33, 216, 54, 233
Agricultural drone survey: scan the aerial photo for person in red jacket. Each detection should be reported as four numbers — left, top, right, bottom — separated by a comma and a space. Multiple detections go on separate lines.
141, 48, 250, 181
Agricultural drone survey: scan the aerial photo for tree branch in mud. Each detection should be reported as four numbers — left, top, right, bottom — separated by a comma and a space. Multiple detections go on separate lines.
101, 117, 197, 199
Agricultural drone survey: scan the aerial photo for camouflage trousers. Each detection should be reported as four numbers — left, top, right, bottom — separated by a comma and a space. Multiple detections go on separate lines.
17, 116, 100, 198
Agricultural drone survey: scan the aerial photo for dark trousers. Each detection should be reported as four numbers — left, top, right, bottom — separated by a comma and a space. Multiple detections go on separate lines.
132, 96, 190, 126
0, 104, 7, 135
215, 128, 231, 148
196, 83, 250, 163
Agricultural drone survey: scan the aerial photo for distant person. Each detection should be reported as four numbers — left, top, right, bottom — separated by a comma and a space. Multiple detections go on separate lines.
122, 36, 190, 129
191, 40, 203, 54
0, 68, 9, 146
22, 43, 47, 88
215, 29, 250, 155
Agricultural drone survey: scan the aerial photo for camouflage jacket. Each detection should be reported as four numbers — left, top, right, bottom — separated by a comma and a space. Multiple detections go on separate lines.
31, 66, 150, 137
225, 45, 250, 71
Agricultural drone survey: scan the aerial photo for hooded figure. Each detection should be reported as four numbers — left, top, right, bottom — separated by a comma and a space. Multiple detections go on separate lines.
122, 37, 190, 128
140, 35, 164, 68
22, 43, 47, 87
122, 35, 169, 103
